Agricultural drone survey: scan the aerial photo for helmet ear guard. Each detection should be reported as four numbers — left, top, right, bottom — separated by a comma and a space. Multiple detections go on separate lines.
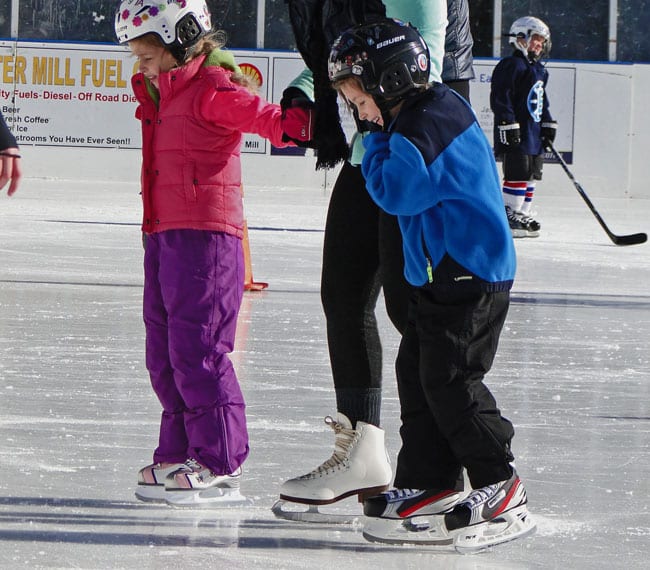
176, 14, 205, 47
378, 62, 418, 97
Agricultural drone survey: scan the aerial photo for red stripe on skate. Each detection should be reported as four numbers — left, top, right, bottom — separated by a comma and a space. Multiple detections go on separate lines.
492, 478, 521, 517
399, 490, 456, 518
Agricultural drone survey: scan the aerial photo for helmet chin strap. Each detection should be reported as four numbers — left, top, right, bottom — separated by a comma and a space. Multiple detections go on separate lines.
375, 95, 403, 129
169, 41, 201, 65
527, 49, 544, 63
169, 44, 188, 64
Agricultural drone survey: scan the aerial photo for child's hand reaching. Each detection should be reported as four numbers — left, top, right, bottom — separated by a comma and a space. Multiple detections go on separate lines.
280, 96, 314, 145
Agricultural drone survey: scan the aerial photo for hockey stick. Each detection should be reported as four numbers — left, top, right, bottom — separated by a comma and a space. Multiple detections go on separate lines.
548, 143, 647, 246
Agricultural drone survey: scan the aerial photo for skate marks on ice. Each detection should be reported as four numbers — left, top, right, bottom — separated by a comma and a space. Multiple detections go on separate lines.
0, 496, 492, 570
0, 496, 243, 550
532, 513, 590, 538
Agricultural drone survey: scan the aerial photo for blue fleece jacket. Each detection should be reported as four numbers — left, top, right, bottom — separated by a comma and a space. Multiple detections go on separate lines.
362, 84, 516, 288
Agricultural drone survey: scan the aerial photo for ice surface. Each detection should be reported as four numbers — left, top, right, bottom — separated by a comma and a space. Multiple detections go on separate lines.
0, 178, 649, 569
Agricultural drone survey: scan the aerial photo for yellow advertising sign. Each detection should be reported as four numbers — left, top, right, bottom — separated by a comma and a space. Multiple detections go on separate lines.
0, 42, 271, 152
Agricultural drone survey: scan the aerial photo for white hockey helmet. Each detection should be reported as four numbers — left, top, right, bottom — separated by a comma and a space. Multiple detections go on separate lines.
508, 16, 551, 61
115, 0, 212, 52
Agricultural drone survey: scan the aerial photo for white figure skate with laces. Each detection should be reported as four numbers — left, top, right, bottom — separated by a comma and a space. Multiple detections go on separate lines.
272, 413, 392, 523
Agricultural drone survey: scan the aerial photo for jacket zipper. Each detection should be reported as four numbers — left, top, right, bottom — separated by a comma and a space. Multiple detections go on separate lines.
422, 233, 433, 284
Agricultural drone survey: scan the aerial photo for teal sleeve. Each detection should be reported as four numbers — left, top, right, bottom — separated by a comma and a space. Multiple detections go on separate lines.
349, 132, 367, 166
384, 0, 447, 83
286, 67, 315, 100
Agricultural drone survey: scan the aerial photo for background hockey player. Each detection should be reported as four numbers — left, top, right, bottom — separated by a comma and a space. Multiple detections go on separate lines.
490, 16, 557, 238
328, 19, 536, 550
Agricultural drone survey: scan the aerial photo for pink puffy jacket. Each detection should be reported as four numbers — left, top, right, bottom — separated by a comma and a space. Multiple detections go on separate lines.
132, 53, 290, 237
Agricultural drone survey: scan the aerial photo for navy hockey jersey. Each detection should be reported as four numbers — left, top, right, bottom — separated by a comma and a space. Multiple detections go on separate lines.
490, 51, 553, 156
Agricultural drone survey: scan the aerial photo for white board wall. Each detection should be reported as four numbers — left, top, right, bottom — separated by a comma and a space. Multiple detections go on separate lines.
1, 42, 647, 199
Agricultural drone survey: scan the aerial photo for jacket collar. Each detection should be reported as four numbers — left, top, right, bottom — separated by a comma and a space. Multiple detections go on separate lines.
157, 54, 207, 100
134, 49, 236, 106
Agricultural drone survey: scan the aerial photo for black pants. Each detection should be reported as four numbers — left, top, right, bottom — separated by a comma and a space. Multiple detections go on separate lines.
393, 264, 515, 490
503, 151, 544, 181
321, 162, 410, 421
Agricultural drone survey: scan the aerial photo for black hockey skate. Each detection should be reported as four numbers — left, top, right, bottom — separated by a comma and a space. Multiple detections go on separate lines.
444, 471, 536, 553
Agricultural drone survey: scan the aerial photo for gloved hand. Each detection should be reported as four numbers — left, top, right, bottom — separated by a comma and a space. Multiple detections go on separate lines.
498, 122, 521, 146
280, 87, 315, 146
541, 121, 558, 151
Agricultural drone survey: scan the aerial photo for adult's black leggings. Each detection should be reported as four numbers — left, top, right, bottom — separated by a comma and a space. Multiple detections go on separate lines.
320, 162, 410, 404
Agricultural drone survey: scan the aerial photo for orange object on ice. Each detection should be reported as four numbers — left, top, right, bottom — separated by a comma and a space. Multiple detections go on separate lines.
241, 186, 268, 291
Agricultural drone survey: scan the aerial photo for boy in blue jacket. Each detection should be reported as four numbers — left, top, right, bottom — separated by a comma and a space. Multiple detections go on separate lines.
328, 19, 535, 550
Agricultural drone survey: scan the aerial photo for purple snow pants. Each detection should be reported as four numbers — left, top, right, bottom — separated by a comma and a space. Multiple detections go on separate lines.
143, 229, 249, 475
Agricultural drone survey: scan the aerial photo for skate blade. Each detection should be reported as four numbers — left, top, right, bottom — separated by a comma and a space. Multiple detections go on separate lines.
511, 229, 540, 238
134, 485, 167, 503
271, 499, 362, 524
165, 487, 253, 508
454, 505, 537, 554
362, 516, 454, 547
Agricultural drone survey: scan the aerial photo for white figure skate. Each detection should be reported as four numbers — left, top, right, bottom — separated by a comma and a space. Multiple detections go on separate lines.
272, 413, 392, 524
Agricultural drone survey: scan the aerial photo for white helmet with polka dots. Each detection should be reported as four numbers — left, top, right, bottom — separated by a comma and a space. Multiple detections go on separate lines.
115, 0, 212, 58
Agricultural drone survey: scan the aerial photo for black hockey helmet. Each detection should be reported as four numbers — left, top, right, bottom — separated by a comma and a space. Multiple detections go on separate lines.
328, 18, 430, 101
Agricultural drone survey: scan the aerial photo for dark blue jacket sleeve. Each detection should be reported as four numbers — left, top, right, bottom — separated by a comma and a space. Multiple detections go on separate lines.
489, 57, 520, 125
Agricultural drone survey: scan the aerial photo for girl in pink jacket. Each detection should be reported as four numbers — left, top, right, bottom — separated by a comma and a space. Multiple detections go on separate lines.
115, 0, 312, 506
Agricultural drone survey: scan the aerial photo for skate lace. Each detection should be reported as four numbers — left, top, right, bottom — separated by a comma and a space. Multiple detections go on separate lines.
505, 207, 519, 222
506, 207, 526, 223
507, 207, 536, 225
517, 212, 536, 224
384, 488, 421, 501
305, 416, 357, 476
462, 483, 500, 508
183, 458, 203, 471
